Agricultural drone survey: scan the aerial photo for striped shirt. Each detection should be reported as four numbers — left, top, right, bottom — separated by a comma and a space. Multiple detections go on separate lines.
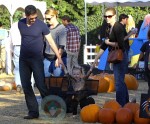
66, 23, 80, 53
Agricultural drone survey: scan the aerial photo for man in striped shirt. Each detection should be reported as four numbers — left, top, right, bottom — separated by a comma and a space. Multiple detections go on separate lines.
61, 15, 81, 74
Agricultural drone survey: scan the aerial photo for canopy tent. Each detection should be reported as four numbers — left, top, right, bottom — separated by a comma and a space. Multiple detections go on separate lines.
84, 0, 150, 45
0, 0, 46, 26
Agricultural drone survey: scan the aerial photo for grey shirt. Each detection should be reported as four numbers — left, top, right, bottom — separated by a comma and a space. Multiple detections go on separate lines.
44, 24, 66, 55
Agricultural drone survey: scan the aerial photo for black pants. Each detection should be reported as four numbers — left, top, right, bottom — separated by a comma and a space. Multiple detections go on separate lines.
19, 57, 49, 117
145, 68, 150, 94
65, 96, 95, 115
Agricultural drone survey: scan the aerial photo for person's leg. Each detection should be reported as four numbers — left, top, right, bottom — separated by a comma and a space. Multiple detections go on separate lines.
72, 53, 79, 67
113, 52, 129, 107
31, 58, 49, 98
1, 45, 5, 74
19, 58, 39, 118
66, 53, 72, 74
72, 99, 78, 115
13, 47, 21, 85
43, 58, 51, 77
13, 46, 22, 92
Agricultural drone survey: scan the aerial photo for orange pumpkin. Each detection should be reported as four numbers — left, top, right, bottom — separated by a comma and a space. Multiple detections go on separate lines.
6, 82, 17, 90
134, 109, 150, 124
99, 108, 116, 124
124, 102, 140, 116
104, 74, 115, 92
129, 74, 139, 90
89, 74, 109, 93
116, 108, 133, 124
0, 83, 12, 91
124, 74, 139, 90
103, 99, 122, 113
80, 104, 100, 123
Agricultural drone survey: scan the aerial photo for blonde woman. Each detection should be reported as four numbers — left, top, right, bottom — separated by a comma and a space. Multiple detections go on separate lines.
126, 15, 136, 39
43, 8, 67, 77
92, 8, 130, 107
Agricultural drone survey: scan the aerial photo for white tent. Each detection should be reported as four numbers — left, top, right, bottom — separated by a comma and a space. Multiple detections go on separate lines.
0, 0, 46, 26
84, 0, 150, 44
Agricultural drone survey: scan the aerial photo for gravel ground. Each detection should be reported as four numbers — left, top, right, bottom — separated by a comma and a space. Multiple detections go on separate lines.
0, 74, 148, 124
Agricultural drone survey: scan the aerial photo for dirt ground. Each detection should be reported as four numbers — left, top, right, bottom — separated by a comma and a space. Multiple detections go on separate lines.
0, 73, 148, 124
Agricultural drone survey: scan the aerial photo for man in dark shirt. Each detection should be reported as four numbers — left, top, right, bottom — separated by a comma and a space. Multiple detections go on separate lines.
137, 31, 150, 94
18, 5, 64, 119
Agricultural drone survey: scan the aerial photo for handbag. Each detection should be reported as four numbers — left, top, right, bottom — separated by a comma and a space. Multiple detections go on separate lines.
107, 46, 123, 63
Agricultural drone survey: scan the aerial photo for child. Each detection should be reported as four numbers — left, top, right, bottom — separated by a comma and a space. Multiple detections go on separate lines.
65, 65, 95, 118
137, 29, 150, 94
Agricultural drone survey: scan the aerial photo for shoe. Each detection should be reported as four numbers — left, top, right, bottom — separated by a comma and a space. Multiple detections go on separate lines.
16, 85, 23, 94
130, 98, 136, 103
72, 115, 78, 119
24, 115, 38, 119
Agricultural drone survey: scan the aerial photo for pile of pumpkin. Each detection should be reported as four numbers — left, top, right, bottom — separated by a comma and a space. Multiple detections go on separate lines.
80, 100, 150, 124
89, 73, 139, 93
0, 80, 16, 91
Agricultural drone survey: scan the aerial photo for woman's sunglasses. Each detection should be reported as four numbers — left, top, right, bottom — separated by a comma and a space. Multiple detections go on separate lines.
104, 15, 114, 18
45, 15, 54, 21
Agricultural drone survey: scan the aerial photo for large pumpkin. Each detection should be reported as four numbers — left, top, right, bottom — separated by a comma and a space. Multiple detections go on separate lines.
103, 99, 122, 113
99, 108, 116, 124
116, 108, 133, 124
0, 83, 12, 91
129, 74, 139, 90
80, 104, 100, 123
134, 109, 150, 124
124, 74, 139, 90
89, 74, 109, 93
103, 74, 115, 92
124, 102, 140, 116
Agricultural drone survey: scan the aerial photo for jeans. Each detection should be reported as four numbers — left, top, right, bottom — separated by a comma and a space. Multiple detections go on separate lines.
113, 51, 129, 107
43, 57, 66, 77
67, 52, 78, 74
19, 57, 48, 116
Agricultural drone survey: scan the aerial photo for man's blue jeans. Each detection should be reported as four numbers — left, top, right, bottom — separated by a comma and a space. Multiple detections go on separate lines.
19, 57, 48, 116
113, 51, 129, 107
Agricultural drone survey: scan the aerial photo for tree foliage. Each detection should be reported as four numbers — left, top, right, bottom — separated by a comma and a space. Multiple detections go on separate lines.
0, 0, 150, 64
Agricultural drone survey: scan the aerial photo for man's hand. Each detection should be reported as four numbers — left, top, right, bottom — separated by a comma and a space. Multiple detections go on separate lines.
57, 57, 65, 69
55, 59, 59, 67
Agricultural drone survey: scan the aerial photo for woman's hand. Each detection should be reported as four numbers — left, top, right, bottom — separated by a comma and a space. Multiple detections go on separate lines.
105, 38, 110, 45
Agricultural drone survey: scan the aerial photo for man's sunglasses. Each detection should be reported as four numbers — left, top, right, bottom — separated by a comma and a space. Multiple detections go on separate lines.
29, 16, 37, 20
104, 15, 114, 18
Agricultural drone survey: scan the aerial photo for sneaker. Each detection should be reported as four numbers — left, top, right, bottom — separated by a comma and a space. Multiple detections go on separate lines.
16, 85, 23, 94
130, 98, 136, 103
24, 115, 38, 119
72, 115, 78, 119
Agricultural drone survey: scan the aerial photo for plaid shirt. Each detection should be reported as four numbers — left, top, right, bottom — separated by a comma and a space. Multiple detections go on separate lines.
66, 23, 80, 53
